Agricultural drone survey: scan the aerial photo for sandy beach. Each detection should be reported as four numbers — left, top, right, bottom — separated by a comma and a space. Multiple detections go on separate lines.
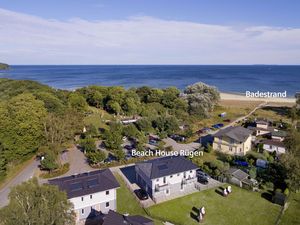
220, 92, 296, 103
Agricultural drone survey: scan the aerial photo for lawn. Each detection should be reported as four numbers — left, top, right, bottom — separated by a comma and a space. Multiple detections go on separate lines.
147, 185, 281, 225
84, 107, 113, 130
115, 173, 164, 225
279, 192, 300, 225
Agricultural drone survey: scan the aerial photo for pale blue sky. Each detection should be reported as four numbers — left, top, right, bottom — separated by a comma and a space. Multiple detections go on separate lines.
1, 0, 300, 26
0, 0, 299, 64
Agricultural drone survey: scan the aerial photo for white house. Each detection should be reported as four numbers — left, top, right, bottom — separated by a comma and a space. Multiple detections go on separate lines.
135, 156, 198, 203
49, 169, 120, 222
262, 140, 286, 155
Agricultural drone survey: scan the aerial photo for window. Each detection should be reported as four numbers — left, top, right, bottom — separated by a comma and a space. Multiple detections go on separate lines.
163, 177, 166, 183
81, 209, 84, 214
190, 170, 192, 173
90, 195, 92, 199
106, 190, 109, 195
229, 147, 232, 151
166, 189, 170, 195
105, 202, 109, 208
177, 173, 180, 176
156, 178, 159, 182
81, 197, 84, 201
170, 175, 173, 178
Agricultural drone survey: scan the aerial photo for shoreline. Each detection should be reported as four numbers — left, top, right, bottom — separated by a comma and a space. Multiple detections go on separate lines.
220, 92, 296, 103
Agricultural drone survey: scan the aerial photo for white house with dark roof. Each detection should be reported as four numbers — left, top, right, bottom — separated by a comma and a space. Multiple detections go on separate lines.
213, 126, 252, 156
49, 169, 119, 222
262, 139, 286, 155
135, 156, 198, 202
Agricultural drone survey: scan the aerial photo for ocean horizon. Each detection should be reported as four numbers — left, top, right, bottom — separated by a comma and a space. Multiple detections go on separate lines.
0, 65, 299, 96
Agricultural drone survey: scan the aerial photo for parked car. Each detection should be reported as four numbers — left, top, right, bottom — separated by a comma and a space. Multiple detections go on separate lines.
197, 176, 209, 184
234, 160, 249, 167
223, 119, 231, 123
197, 127, 211, 135
212, 123, 224, 129
149, 140, 158, 146
124, 145, 134, 150
169, 134, 186, 142
134, 189, 149, 200
196, 169, 210, 180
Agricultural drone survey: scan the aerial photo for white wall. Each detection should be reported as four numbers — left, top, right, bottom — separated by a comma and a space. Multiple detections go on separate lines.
70, 188, 117, 210
151, 170, 197, 189
263, 144, 286, 154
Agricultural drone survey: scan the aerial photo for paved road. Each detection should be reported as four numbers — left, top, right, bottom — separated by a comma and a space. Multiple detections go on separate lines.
0, 159, 39, 208
63, 145, 95, 176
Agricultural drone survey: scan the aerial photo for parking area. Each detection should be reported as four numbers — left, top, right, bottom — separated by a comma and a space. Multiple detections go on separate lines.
163, 137, 201, 153
118, 165, 155, 208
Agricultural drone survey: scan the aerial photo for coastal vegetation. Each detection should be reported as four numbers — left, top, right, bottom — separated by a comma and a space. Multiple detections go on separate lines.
0, 63, 9, 70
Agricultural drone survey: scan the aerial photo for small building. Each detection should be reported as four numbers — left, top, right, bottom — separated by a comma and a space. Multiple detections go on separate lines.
135, 156, 198, 203
262, 140, 286, 155
213, 126, 252, 156
49, 169, 120, 222
248, 119, 273, 137
271, 130, 287, 141
100, 210, 154, 225
255, 120, 269, 130
226, 168, 256, 189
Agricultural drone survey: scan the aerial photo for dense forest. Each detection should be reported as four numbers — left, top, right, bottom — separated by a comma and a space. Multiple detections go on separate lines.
0, 78, 220, 179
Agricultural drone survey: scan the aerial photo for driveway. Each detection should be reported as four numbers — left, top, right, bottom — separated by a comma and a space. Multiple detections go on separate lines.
0, 159, 39, 208
163, 137, 201, 153
57, 145, 96, 177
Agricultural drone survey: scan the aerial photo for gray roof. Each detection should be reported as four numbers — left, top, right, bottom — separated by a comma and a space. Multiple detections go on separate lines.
271, 130, 287, 137
214, 126, 252, 142
49, 169, 119, 199
262, 139, 285, 148
136, 156, 198, 179
102, 210, 154, 225
227, 168, 249, 181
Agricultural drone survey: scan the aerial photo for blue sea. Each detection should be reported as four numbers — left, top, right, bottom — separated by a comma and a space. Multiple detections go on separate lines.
0, 65, 299, 96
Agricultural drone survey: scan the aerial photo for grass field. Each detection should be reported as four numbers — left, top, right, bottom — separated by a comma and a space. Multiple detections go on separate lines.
115, 173, 164, 225
279, 192, 300, 225
147, 185, 281, 225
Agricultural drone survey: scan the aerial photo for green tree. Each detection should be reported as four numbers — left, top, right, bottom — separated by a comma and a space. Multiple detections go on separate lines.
0, 93, 47, 159
68, 92, 88, 112
103, 123, 123, 150
136, 118, 153, 133
161, 87, 180, 108
0, 142, 7, 178
0, 178, 75, 225
115, 149, 125, 161
86, 150, 106, 165
122, 97, 138, 115
80, 138, 96, 153
106, 100, 122, 115
40, 150, 59, 172
183, 82, 220, 118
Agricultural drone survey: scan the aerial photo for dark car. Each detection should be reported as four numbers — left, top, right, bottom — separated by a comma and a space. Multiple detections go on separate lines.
134, 189, 149, 200
196, 169, 211, 180
198, 176, 209, 185
223, 119, 231, 123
